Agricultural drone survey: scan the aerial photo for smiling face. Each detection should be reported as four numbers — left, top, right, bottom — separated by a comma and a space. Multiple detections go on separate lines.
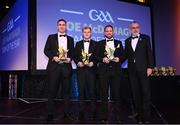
83, 27, 91, 40
130, 22, 140, 36
104, 25, 114, 39
57, 20, 67, 33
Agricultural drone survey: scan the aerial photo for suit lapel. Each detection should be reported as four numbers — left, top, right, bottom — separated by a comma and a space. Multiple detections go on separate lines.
114, 40, 119, 54
103, 40, 106, 51
114, 40, 118, 48
88, 40, 93, 53
128, 38, 134, 52
67, 36, 70, 50
135, 35, 142, 52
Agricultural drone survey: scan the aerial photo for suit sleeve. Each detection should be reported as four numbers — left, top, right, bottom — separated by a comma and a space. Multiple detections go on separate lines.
44, 35, 55, 61
146, 36, 154, 68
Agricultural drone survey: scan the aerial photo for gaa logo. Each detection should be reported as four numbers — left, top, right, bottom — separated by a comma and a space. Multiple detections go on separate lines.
89, 9, 114, 23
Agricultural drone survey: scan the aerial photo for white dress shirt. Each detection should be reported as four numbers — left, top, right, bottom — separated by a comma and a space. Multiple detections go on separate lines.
106, 38, 115, 50
58, 32, 67, 50
131, 34, 140, 51
83, 40, 90, 54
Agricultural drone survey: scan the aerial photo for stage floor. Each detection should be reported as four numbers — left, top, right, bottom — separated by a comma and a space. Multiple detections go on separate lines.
0, 98, 179, 124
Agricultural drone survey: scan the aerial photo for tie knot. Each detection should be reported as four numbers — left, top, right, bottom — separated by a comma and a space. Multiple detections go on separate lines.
106, 39, 113, 42
59, 34, 66, 37
131, 36, 139, 39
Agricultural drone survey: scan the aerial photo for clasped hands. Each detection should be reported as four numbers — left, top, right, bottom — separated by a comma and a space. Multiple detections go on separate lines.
103, 57, 119, 64
52, 56, 71, 63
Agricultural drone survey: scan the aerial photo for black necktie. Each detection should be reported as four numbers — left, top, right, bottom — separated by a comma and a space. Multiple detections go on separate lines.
59, 34, 66, 37
106, 39, 113, 42
131, 36, 139, 39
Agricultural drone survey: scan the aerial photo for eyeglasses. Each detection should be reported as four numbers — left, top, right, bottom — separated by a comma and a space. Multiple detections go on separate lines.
131, 26, 140, 29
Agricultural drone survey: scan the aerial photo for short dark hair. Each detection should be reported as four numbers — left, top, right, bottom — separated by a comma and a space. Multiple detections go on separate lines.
104, 25, 113, 31
130, 21, 140, 26
82, 26, 92, 32
57, 19, 67, 24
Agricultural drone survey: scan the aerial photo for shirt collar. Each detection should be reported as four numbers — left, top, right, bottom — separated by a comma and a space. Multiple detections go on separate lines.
132, 34, 140, 38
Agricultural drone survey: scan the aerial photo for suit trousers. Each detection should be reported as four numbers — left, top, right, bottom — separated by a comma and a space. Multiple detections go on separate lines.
99, 66, 121, 120
128, 63, 151, 120
77, 67, 96, 114
47, 64, 71, 115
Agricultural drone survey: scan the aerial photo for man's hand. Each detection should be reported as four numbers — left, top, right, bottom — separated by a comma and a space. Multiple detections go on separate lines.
103, 57, 110, 64
112, 57, 119, 63
64, 58, 71, 63
53, 56, 60, 62
147, 68, 152, 77
77, 62, 84, 67
87, 62, 94, 67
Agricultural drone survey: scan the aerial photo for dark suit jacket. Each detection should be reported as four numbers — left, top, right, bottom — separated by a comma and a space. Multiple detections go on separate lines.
97, 39, 124, 74
123, 34, 154, 72
74, 40, 97, 71
44, 33, 74, 71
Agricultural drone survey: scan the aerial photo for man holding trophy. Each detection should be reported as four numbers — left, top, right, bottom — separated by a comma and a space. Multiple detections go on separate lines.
97, 25, 124, 123
44, 19, 74, 122
74, 26, 97, 120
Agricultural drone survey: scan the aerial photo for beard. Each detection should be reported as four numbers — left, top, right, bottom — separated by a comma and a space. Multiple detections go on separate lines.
105, 35, 113, 39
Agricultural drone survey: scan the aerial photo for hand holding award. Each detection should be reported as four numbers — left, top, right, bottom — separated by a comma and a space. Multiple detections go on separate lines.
104, 44, 120, 62
58, 47, 69, 64
81, 49, 92, 65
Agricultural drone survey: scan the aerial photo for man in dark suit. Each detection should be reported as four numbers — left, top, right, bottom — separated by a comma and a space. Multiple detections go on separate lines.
74, 26, 97, 120
44, 19, 74, 122
97, 25, 124, 123
123, 21, 154, 123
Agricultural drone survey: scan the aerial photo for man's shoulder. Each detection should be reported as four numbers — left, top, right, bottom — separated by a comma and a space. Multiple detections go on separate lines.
46, 34, 57, 41
98, 39, 105, 43
67, 35, 74, 40
90, 39, 97, 43
90, 39, 98, 45
48, 33, 57, 37
76, 40, 83, 45
140, 34, 150, 39
125, 36, 131, 42
114, 39, 122, 44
